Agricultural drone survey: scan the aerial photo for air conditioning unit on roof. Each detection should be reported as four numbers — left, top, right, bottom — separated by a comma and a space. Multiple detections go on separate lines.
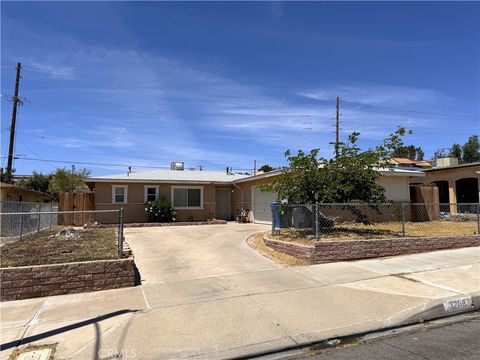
170, 162, 185, 171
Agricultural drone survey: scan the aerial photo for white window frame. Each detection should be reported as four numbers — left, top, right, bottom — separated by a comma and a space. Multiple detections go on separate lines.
171, 186, 204, 209
144, 185, 160, 203
112, 185, 128, 204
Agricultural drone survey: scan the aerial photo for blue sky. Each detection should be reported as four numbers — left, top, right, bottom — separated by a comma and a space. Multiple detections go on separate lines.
1, 1, 479, 176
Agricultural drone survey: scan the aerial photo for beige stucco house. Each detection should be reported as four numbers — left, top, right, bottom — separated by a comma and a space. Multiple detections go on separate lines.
85, 166, 424, 224
409, 162, 480, 213
0, 182, 53, 203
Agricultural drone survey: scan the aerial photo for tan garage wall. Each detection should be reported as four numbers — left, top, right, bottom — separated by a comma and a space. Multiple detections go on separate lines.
232, 176, 277, 221
377, 176, 411, 202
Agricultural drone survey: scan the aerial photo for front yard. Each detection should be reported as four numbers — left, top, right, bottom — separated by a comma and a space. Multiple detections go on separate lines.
1, 227, 118, 267
270, 220, 478, 245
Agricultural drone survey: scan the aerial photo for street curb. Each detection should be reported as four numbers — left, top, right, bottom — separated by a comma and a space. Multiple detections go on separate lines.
227, 292, 480, 360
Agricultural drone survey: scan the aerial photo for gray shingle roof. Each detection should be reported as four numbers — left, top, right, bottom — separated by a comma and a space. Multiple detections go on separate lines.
87, 169, 250, 184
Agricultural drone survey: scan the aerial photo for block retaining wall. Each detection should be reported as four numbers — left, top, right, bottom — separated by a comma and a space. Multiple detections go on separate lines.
1, 257, 136, 301
263, 234, 480, 264
263, 237, 314, 262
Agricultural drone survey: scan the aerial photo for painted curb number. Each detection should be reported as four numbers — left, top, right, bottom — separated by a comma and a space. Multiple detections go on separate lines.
443, 296, 473, 312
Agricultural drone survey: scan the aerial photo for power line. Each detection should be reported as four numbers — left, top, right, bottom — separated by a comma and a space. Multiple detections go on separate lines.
2, 65, 72, 77
343, 100, 479, 120
17, 138, 56, 170
0, 156, 256, 172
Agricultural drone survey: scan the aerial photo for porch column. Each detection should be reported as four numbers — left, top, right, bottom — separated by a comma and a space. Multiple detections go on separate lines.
449, 180, 457, 214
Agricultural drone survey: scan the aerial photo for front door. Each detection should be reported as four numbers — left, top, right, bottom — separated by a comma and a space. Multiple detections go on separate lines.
216, 188, 230, 220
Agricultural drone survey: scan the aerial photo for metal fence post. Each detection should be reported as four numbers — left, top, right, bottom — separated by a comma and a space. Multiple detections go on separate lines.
477, 203, 480, 235
271, 205, 275, 236
37, 203, 42, 233
19, 202, 24, 240
315, 202, 320, 241
50, 203, 53, 228
118, 208, 124, 258
401, 202, 406, 237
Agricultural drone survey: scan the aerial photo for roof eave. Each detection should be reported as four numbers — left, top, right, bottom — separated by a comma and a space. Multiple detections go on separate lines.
86, 178, 238, 185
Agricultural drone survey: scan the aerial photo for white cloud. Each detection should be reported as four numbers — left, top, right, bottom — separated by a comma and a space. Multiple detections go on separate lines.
3, 23, 468, 175
270, 2, 285, 18
298, 84, 456, 107
24, 60, 76, 79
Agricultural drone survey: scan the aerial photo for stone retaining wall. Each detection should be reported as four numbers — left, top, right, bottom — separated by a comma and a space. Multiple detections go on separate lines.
263, 234, 480, 264
263, 237, 314, 262
1, 257, 136, 301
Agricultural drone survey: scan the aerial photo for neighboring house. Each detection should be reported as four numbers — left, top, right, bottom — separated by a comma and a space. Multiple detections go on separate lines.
409, 161, 480, 213
0, 182, 53, 203
391, 157, 432, 169
85, 165, 425, 224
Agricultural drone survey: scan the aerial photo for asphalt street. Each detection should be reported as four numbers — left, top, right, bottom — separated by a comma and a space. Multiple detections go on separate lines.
285, 315, 480, 360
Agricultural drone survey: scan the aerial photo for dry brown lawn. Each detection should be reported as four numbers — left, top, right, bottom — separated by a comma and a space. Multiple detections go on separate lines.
1, 227, 118, 267
270, 220, 478, 246
246, 232, 309, 266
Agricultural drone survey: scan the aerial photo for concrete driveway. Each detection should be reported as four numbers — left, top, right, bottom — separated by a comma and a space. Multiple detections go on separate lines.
125, 222, 276, 284
2, 223, 479, 360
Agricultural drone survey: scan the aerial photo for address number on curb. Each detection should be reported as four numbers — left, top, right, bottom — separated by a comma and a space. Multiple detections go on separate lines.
443, 296, 473, 312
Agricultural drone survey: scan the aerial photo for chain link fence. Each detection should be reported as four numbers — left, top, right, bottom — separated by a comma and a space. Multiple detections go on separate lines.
0, 201, 59, 240
0, 206, 125, 258
271, 202, 480, 241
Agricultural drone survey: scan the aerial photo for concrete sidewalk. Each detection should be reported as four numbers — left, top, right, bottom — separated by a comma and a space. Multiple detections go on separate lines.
1, 243, 479, 359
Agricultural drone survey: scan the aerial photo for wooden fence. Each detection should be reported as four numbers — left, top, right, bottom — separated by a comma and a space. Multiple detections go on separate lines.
58, 192, 95, 225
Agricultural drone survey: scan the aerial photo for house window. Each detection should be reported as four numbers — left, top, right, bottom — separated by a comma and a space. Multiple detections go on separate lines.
144, 186, 159, 202
172, 187, 203, 208
112, 185, 128, 204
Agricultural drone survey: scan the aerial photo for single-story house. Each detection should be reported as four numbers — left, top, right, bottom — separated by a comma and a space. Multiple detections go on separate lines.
409, 161, 480, 213
391, 157, 432, 169
85, 165, 425, 224
0, 182, 53, 203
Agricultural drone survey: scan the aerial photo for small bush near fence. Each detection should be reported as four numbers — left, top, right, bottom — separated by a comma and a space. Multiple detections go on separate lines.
271, 203, 479, 244
145, 197, 177, 222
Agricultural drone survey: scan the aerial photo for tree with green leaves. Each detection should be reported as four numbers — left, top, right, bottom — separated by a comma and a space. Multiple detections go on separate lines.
258, 164, 274, 173
262, 127, 411, 205
48, 167, 91, 198
392, 144, 424, 160
17, 172, 52, 193
462, 135, 480, 163
449, 143, 462, 161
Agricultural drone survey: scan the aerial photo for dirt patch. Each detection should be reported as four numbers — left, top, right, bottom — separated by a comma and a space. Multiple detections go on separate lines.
247, 232, 309, 266
271, 220, 478, 245
1, 226, 118, 267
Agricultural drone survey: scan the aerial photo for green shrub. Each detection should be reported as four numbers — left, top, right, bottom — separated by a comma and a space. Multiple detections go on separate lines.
145, 197, 177, 222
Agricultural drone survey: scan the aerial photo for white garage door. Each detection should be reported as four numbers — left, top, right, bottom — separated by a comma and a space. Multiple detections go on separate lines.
253, 187, 277, 224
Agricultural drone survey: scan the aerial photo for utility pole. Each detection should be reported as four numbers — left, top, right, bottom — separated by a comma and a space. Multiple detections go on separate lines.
5, 62, 22, 183
335, 96, 340, 158
253, 160, 257, 175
